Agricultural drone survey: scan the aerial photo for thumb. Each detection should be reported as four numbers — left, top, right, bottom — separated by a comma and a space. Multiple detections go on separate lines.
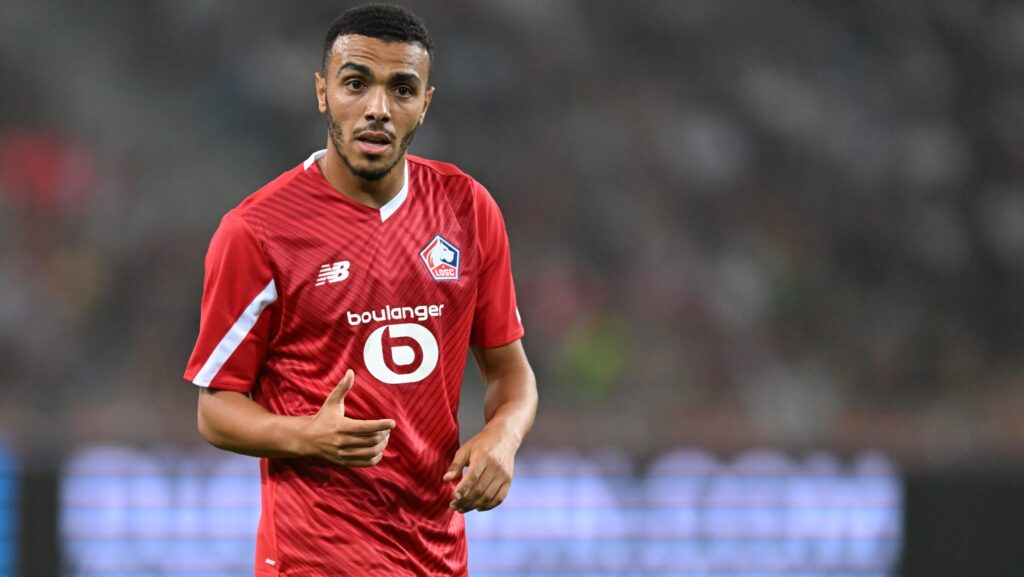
322, 369, 355, 414
443, 445, 471, 482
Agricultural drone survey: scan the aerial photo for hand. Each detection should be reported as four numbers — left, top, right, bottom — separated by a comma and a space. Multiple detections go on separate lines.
300, 369, 396, 467
443, 426, 518, 513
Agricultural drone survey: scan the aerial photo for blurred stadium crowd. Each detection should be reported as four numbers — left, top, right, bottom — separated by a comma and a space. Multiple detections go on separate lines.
1, 0, 1022, 467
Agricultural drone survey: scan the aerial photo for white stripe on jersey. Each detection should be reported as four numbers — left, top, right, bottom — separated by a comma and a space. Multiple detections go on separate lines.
303, 149, 327, 170
193, 279, 278, 387
378, 160, 409, 223
303, 149, 408, 223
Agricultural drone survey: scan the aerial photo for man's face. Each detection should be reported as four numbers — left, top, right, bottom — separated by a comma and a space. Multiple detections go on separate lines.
316, 35, 433, 181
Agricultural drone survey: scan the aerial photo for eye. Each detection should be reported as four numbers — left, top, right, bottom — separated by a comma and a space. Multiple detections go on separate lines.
395, 86, 414, 97
345, 79, 366, 91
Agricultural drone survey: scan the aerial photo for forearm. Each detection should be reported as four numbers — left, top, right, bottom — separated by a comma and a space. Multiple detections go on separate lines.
197, 388, 310, 458
481, 364, 538, 448
448, 343, 538, 513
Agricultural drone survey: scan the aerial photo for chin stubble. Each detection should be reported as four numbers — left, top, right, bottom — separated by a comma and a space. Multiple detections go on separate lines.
326, 107, 418, 182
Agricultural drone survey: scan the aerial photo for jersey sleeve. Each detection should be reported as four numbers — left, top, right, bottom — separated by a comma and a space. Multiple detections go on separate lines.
183, 212, 279, 392
470, 180, 525, 348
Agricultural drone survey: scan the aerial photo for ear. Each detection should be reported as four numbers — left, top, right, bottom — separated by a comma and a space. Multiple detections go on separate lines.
315, 72, 328, 114
418, 86, 435, 126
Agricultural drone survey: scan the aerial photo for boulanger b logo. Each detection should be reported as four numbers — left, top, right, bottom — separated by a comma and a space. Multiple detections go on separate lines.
420, 234, 460, 281
363, 323, 439, 385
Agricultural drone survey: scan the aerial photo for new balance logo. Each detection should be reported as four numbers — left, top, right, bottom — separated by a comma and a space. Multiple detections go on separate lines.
316, 261, 351, 286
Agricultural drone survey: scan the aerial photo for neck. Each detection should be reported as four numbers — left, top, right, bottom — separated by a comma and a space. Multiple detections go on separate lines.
317, 141, 405, 209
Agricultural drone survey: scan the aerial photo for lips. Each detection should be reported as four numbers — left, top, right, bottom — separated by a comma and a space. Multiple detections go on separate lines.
355, 131, 393, 155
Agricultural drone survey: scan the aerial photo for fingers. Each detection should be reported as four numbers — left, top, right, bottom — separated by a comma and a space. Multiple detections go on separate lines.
327, 432, 391, 467
452, 458, 486, 501
344, 418, 397, 435
322, 369, 355, 413
477, 483, 511, 512
450, 459, 509, 513
321, 370, 396, 434
447, 447, 514, 513
443, 446, 470, 482
451, 466, 495, 512
337, 453, 385, 468
339, 429, 390, 448
340, 435, 390, 460
452, 470, 509, 513
307, 370, 400, 468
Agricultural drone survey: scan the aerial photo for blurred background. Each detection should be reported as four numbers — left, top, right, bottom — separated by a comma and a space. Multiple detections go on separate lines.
1, 0, 1023, 575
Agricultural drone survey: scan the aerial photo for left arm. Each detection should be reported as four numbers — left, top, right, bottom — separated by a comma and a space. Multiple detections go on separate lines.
444, 339, 538, 512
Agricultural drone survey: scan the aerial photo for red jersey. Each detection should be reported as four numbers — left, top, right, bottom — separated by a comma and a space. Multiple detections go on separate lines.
184, 150, 524, 576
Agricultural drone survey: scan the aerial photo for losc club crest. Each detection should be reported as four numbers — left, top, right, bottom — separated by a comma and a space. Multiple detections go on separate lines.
420, 234, 460, 281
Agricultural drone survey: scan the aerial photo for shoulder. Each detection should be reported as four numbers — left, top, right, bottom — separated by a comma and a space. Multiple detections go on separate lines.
232, 161, 310, 217
408, 154, 472, 179
223, 155, 323, 237
408, 154, 495, 205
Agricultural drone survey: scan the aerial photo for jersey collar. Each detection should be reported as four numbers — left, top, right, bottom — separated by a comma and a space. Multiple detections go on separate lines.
303, 149, 409, 223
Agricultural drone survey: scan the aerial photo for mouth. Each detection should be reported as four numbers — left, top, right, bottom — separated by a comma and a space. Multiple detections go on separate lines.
354, 131, 393, 156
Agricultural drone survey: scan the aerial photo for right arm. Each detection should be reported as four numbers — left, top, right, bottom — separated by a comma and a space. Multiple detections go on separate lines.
184, 216, 393, 467
197, 369, 396, 467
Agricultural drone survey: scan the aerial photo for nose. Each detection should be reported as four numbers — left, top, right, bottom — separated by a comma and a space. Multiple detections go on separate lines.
364, 86, 391, 123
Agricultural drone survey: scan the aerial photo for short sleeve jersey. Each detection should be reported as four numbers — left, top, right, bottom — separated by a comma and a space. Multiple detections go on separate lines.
183, 150, 523, 577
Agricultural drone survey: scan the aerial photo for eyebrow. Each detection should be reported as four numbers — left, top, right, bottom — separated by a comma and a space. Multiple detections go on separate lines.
337, 62, 423, 88
338, 62, 372, 78
390, 72, 422, 88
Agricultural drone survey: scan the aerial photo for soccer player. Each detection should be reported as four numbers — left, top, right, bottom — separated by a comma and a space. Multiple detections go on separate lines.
183, 4, 538, 576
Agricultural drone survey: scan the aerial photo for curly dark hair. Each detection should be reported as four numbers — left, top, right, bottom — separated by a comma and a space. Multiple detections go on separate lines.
322, 4, 433, 70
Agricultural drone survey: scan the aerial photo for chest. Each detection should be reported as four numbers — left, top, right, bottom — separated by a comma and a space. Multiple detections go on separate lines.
265, 198, 479, 338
